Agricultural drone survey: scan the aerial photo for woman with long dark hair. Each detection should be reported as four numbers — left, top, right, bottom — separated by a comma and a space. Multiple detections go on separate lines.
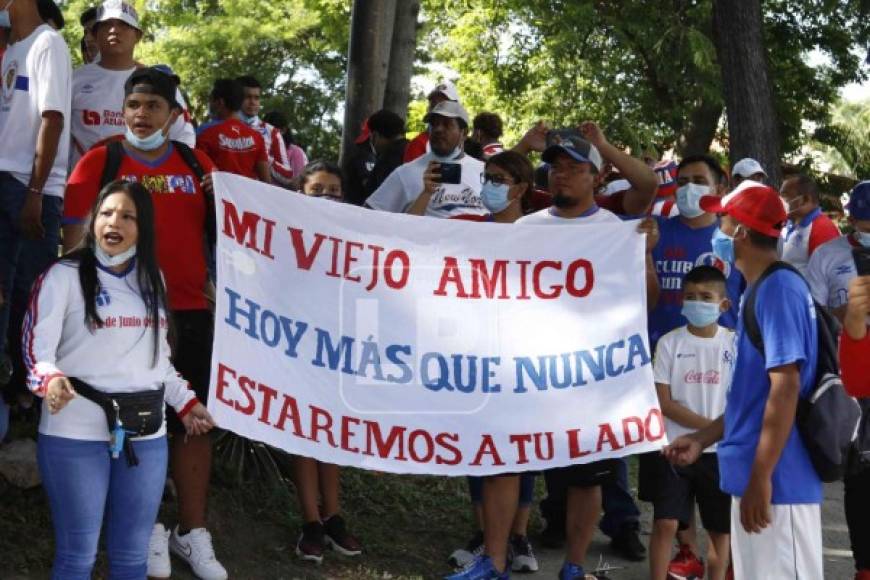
23, 180, 215, 579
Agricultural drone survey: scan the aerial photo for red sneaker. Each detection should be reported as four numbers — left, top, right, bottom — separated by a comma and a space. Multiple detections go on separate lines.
667, 544, 705, 580
854, 570, 870, 580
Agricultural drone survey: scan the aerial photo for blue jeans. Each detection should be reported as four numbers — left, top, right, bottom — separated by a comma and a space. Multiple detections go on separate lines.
0, 172, 62, 356
38, 434, 168, 580
468, 473, 536, 507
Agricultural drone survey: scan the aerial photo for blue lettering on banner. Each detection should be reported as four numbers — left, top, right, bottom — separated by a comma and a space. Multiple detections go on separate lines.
222, 286, 647, 394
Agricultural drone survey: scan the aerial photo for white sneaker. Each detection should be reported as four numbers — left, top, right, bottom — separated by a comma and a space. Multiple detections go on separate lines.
169, 526, 229, 580
147, 523, 171, 579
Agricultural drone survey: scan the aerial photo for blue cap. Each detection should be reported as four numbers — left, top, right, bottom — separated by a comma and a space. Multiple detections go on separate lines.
541, 129, 603, 173
847, 181, 870, 220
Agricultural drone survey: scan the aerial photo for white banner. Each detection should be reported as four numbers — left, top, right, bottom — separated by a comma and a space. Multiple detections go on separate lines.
209, 172, 665, 476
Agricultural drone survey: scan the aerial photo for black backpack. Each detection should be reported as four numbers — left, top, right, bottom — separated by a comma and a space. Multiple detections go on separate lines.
100, 140, 215, 245
744, 261, 861, 482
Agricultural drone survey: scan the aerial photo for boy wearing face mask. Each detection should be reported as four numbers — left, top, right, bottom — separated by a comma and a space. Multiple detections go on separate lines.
778, 174, 840, 276
647, 266, 734, 580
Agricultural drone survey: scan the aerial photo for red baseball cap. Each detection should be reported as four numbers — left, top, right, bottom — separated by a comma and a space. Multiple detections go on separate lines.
355, 119, 371, 145
699, 179, 787, 238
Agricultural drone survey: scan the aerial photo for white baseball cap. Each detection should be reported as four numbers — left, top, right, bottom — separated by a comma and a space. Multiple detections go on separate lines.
424, 100, 470, 126
731, 157, 767, 179
428, 80, 459, 102
96, 0, 141, 31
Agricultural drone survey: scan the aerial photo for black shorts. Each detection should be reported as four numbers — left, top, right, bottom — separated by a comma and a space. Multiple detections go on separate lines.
644, 452, 730, 534
547, 459, 618, 489
166, 309, 214, 434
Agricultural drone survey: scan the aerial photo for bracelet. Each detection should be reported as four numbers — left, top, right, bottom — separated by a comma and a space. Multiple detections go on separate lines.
27, 187, 42, 195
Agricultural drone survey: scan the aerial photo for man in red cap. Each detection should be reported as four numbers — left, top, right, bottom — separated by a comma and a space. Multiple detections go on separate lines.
665, 180, 823, 579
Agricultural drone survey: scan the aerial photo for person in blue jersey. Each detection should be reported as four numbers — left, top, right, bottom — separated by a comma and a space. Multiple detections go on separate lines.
665, 180, 823, 580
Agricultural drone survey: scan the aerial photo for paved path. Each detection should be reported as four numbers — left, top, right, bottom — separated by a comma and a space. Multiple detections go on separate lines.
535, 482, 854, 579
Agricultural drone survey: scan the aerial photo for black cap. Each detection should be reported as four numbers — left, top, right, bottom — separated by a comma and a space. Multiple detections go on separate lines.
37, 0, 65, 29
124, 67, 180, 109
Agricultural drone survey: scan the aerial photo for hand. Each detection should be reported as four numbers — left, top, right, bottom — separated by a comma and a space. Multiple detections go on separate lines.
662, 435, 702, 466
516, 121, 549, 153
421, 161, 441, 196
844, 275, 870, 340
180, 402, 216, 436
740, 472, 772, 533
45, 376, 76, 414
636, 217, 659, 253
579, 121, 608, 149
19, 191, 45, 240
201, 172, 215, 197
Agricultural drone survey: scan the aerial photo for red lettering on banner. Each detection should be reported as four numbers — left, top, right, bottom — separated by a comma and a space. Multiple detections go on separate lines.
645, 408, 666, 441
433, 257, 469, 298
309, 405, 338, 448
363, 421, 408, 461
235, 376, 257, 415
221, 200, 276, 259
469, 259, 509, 299
274, 395, 304, 436
595, 423, 623, 452
470, 434, 506, 466
215, 363, 236, 407
408, 429, 435, 463
510, 433, 532, 464
343, 241, 364, 283
435, 433, 463, 465
257, 383, 278, 425
567, 428, 591, 458
341, 416, 361, 453
622, 416, 644, 446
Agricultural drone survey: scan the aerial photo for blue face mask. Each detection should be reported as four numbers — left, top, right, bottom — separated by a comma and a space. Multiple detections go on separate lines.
675, 183, 708, 218
481, 181, 511, 213
124, 121, 168, 152
0, 0, 13, 28
857, 230, 870, 248
681, 300, 722, 328
711, 227, 736, 264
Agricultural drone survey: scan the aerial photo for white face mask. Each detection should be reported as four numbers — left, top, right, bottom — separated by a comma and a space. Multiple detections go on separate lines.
675, 183, 709, 218
94, 244, 136, 268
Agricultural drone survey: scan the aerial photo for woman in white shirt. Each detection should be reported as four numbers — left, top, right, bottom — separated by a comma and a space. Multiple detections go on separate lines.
24, 179, 214, 579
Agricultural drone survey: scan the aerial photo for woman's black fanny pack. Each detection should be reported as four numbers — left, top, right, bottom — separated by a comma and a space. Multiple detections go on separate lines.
68, 377, 165, 467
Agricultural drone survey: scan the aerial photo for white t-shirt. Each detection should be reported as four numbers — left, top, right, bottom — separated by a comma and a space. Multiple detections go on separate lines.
24, 260, 196, 441
365, 152, 487, 219
0, 25, 71, 197
806, 235, 857, 310
516, 205, 623, 225
70, 63, 196, 168
653, 325, 735, 449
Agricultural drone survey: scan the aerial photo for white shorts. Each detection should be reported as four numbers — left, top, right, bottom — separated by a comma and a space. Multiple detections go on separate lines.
730, 497, 823, 579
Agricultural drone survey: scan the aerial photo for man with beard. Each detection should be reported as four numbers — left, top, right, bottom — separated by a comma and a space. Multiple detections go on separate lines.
516, 125, 660, 580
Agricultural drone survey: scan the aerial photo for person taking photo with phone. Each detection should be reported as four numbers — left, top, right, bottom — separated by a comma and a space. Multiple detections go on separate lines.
365, 100, 486, 220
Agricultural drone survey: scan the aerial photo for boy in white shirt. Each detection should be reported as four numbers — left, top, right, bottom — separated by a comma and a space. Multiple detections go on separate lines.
645, 265, 735, 580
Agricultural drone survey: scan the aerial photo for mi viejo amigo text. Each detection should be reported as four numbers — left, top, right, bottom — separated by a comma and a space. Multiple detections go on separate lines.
215, 200, 663, 467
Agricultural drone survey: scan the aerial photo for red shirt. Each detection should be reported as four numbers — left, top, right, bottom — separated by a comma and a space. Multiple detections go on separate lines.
403, 132, 429, 163
840, 330, 870, 397
196, 118, 267, 180
64, 143, 216, 311
807, 212, 841, 255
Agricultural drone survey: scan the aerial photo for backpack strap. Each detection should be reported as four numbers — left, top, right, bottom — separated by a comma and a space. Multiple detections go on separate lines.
100, 140, 126, 189
171, 140, 206, 182
742, 261, 801, 356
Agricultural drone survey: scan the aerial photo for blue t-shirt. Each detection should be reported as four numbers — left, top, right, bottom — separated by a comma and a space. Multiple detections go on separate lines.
718, 268, 822, 504
649, 217, 744, 349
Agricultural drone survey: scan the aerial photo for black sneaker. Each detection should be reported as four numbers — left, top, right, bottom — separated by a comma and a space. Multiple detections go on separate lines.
295, 521, 325, 564
448, 530, 484, 569
609, 523, 645, 562
510, 534, 539, 573
323, 514, 362, 556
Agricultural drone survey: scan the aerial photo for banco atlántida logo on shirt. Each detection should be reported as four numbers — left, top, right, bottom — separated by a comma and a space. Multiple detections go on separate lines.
81, 108, 125, 127
120, 173, 197, 195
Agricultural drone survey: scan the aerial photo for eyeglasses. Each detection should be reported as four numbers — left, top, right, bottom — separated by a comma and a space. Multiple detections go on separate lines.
481, 172, 514, 186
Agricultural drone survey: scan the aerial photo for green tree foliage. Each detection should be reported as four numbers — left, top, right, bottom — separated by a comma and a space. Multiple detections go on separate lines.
814, 98, 870, 179
61, 0, 351, 158
420, 0, 869, 157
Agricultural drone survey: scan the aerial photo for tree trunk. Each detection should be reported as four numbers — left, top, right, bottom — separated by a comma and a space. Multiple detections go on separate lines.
712, 0, 782, 188
676, 100, 723, 158
340, 0, 397, 167
382, 0, 420, 119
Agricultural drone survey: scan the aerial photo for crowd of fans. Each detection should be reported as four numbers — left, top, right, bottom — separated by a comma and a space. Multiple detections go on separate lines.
1, 1, 869, 579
